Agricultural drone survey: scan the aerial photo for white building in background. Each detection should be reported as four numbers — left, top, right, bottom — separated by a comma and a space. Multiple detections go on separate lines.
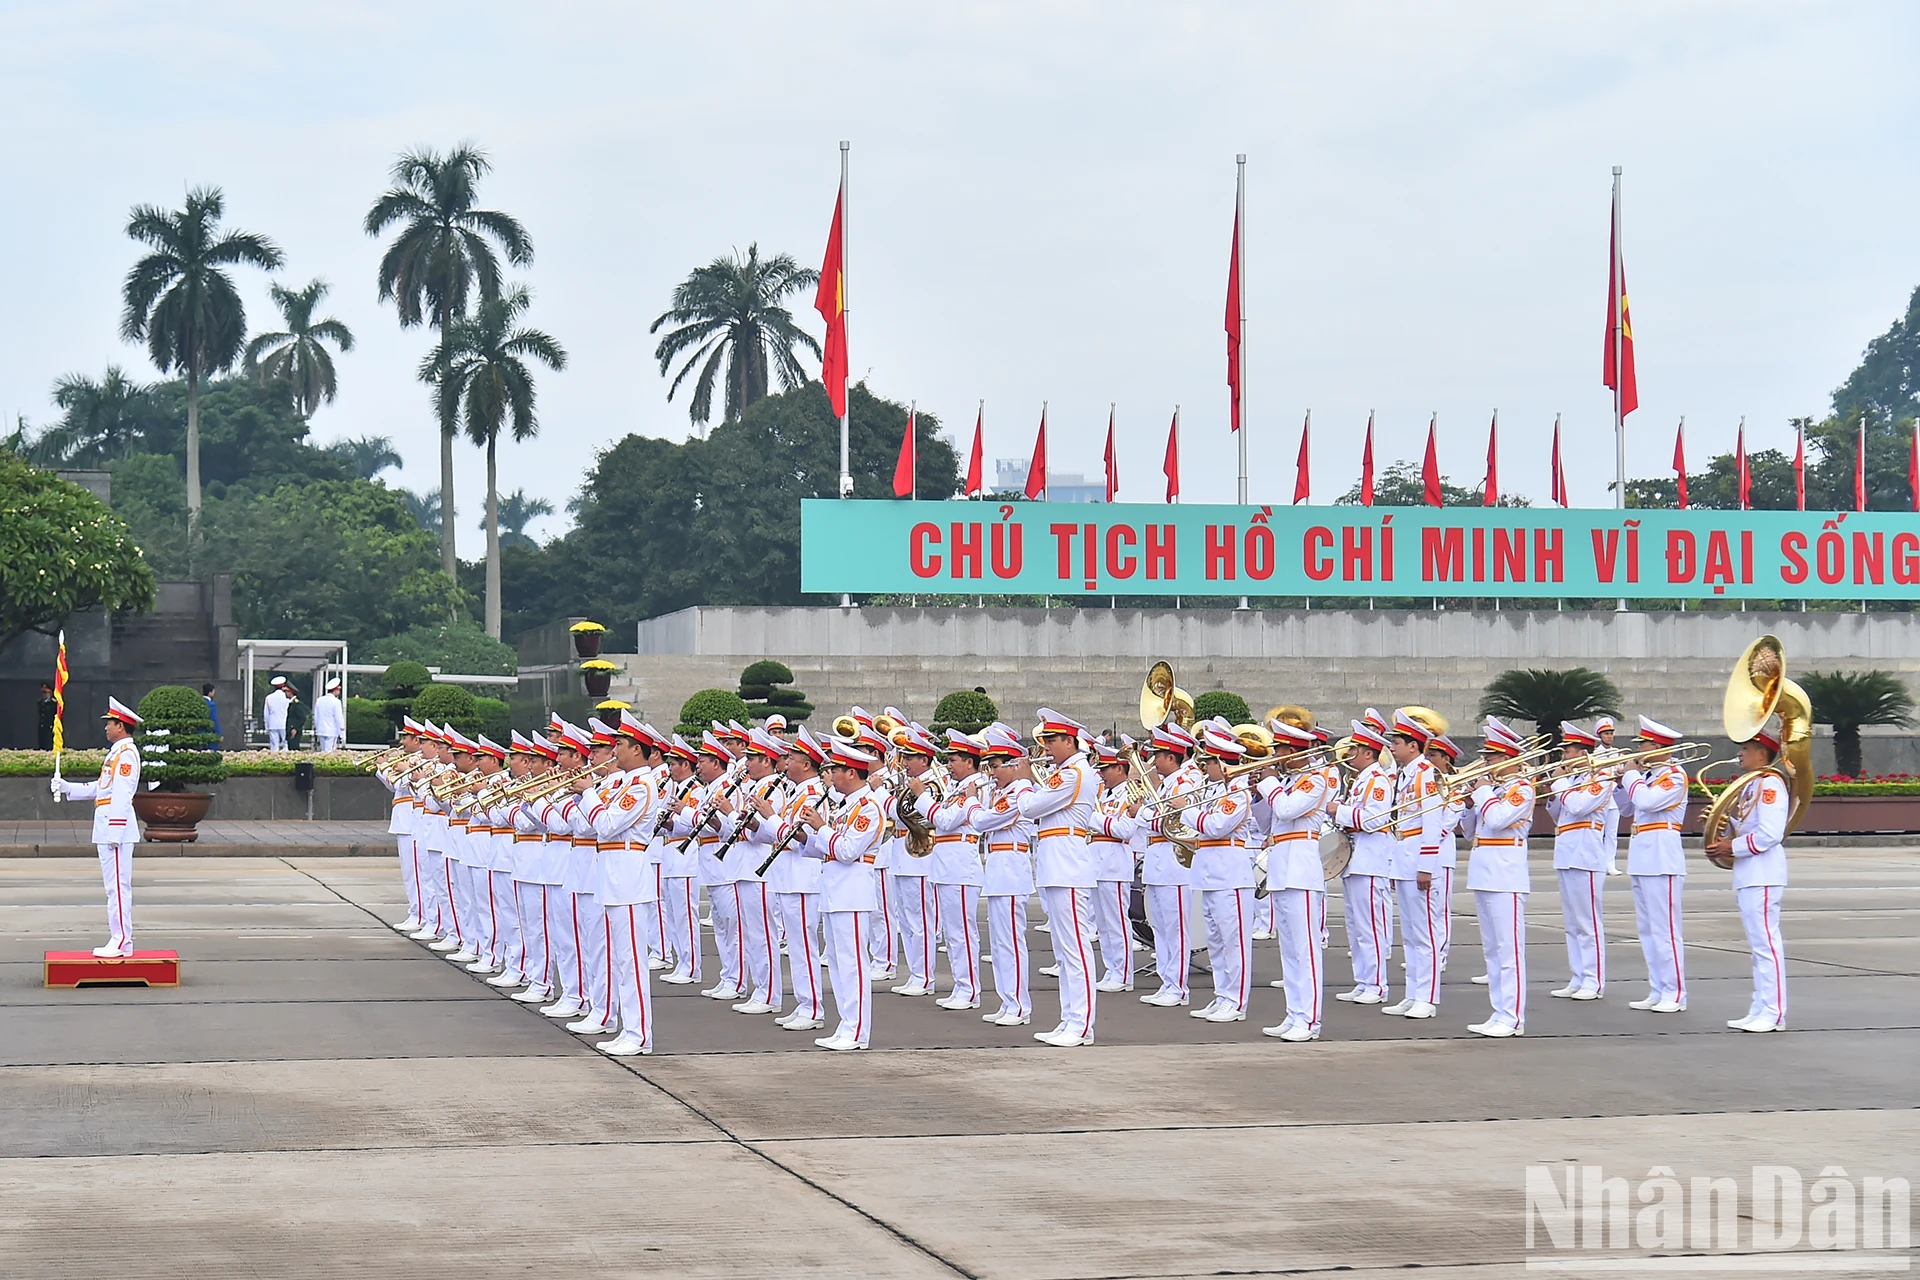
993, 460, 1105, 503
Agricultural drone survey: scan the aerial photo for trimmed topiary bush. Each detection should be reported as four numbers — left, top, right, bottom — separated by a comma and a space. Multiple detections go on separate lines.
676, 688, 753, 738
1192, 691, 1253, 726
383, 661, 432, 698
135, 684, 228, 792
931, 690, 998, 735
739, 659, 814, 724
411, 683, 481, 735
345, 697, 390, 746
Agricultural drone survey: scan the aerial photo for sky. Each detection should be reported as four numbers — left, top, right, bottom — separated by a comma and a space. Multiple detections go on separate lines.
4, 1, 1917, 551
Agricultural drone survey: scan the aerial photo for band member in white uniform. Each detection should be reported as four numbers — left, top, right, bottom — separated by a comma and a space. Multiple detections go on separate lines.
1618, 716, 1691, 1013
1016, 709, 1100, 1047
377, 721, 425, 933
1467, 718, 1534, 1037
798, 738, 885, 1050
675, 733, 743, 1000
710, 728, 786, 1015
880, 726, 940, 998
52, 697, 144, 956
1594, 715, 1623, 875
1181, 721, 1258, 1024
1089, 740, 1138, 993
973, 727, 1038, 1025
483, 732, 538, 989
1424, 732, 1465, 987
1383, 709, 1445, 1019
1705, 726, 1792, 1032
586, 711, 660, 1056
654, 737, 702, 986
1254, 720, 1331, 1041
1332, 720, 1396, 1005
529, 722, 595, 1021
506, 734, 563, 1004
761, 727, 829, 1030
925, 730, 988, 1011
1139, 725, 1199, 1007
1547, 722, 1611, 1001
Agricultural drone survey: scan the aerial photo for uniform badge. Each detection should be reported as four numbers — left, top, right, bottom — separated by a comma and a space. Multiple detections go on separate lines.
1762, 785, 1780, 803
118, 762, 133, 777
619, 794, 637, 810
853, 812, 872, 832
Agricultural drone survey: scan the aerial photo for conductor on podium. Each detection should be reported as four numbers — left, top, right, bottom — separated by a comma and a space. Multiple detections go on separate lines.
53, 697, 143, 957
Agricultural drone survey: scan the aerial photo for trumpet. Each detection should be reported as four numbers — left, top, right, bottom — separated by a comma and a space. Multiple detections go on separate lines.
1137, 753, 1287, 815
1022, 747, 1058, 786
362, 746, 410, 773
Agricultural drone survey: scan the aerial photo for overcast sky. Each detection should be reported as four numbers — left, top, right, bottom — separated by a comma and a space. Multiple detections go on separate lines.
5, 1, 1916, 549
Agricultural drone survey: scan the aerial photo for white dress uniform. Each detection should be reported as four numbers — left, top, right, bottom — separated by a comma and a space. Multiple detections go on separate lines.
723, 770, 787, 1012
928, 776, 988, 1008
1726, 769, 1791, 1029
1333, 758, 1397, 1002
56, 728, 142, 955
508, 787, 561, 1001
416, 763, 460, 948
313, 690, 346, 752
1090, 781, 1138, 991
655, 773, 702, 984
1548, 768, 1613, 997
1141, 762, 1199, 1005
589, 765, 659, 1054
1390, 753, 1448, 1014
407, 757, 448, 941
807, 782, 884, 1048
1468, 774, 1535, 1034
263, 686, 289, 751
377, 755, 422, 932
972, 777, 1038, 1022
687, 770, 746, 999
884, 776, 939, 995
1183, 776, 1257, 1019
530, 789, 590, 1017
1018, 751, 1100, 1045
439, 765, 482, 961
766, 774, 828, 1025
1618, 756, 1691, 1009
1254, 766, 1332, 1038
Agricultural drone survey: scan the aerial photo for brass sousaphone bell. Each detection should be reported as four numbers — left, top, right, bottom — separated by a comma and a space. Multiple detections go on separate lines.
1140, 661, 1196, 731
1698, 635, 1814, 868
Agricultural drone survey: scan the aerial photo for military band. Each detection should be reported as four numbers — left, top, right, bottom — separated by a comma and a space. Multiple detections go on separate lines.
357, 640, 1812, 1054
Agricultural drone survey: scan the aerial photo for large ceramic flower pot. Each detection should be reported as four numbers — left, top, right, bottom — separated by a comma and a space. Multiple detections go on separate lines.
572, 631, 604, 658
131, 791, 213, 843
582, 670, 614, 698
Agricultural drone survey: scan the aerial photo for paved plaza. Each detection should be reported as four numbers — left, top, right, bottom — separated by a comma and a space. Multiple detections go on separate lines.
1, 848, 1915, 1277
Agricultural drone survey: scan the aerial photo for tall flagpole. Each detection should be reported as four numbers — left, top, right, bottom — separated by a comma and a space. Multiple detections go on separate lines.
1611, 165, 1626, 612
1235, 154, 1248, 505
910, 400, 917, 502
837, 141, 852, 501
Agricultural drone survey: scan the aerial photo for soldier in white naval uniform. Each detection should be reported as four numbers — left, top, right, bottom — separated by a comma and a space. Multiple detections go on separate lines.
53, 697, 144, 956
1253, 720, 1332, 1041
1331, 720, 1396, 1005
1467, 718, 1535, 1038
1617, 716, 1692, 1013
1705, 727, 1793, 1032
1016, 708, 1101, 1048
798, 738, 886, 1050
1546, 722, 1612, 1002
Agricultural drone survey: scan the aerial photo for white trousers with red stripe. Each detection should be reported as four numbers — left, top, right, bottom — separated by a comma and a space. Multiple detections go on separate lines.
734, 881, 780, 1007
398, 836, 422, 921
709, 880, 742, 991
1737, 884, 1787, 1027
778, 892, 825, 1019
645, 867, 668, 963
1341, 873, 1394, 998
97, 841, 135, 949
823, 909, 873, 1046
572, 891, 610, 1018
545, 887, 582, 1006
487, 869, 521, 970
1396, 872, 1450, 1007
1275, 887, 1326, 1032
468, 864, 496, 958
1475, 889, 1527, 1030
1252, 889, 1275, 935
1143, 883, 1190, 1000
448, 860, 479, 953
606, 903, 656, 1051
869, 871, 899, 968
985, 893, 1032, 1017
1093, 879, 1134, 987
420, 849, 452, 939
514, 881, 553, 994
891, 872, 935, 988
1200, 886, 1254, 1013
934, 883, 982, 1002
1556, 868, 1607, 993
1039, 885, 1097, 1039
661, 875, 700, 981
1630, 873, 1687, 1004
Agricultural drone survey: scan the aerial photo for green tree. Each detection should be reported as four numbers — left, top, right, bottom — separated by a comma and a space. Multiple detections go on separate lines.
930, 690, 998, 735
31, 368, 159, 466
431, 285, 566, 639
119, 186, 285, 547
1192, 691, 1252, 725
411, 682, 481, 734
326, 434, 404, 480
365, 144, 533, 581
0, 451, 157, 655
1831, 284, 1920, 429
1479, 668, 1621, 742
1797, 670, 1917, 778
675, 688, 753, 738
134, 685, 227, 791
1337, 459, 1532, 507
738, 659, 813, 724
483, 488, 552, 548
650, 245, 821, 432
244, 279, 356, 419
362, 621, 517, 677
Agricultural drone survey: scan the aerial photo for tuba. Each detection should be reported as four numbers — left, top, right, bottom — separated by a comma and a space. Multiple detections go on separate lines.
1140, 661, 1196, 731
1698, 635, 1814, 867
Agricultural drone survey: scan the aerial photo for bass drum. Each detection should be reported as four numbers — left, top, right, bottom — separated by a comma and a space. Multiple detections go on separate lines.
1319, 827, 1354, 882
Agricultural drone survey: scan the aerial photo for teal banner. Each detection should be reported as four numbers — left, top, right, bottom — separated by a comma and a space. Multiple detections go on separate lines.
800, 500, 1920, 599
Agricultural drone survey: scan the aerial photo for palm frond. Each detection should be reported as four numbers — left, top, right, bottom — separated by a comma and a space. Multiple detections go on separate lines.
1798, 670, 1918, 731
1478, 667, 1622, 739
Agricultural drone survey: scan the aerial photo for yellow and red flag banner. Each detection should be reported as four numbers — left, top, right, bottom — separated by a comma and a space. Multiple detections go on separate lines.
52, 629, 69, 759
1225, 207, 1243, 433
814, 191, 848, 419
1604, 205, 1639, 417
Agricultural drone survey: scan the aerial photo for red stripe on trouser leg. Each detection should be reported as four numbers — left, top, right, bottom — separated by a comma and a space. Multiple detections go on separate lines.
801, 896, 820, 1013
1070, 890, 1094, 1036
1589, 872, 1603, 991
1511, 894, 1525, 1028
571, 896, 584, 1000
1310, 894, 1322, 1025
655, 867, 668, 954
963, 887, 977, 993
1425, 886, 1441, 1003
1233, 889, 1249, 1010
445, 861, 462, 936
920, 879, 933, 983
852, 914, 865, 1043
1764, 887, 1784, 1024
627, 906, 647, 1043
114, 846, 126, 943
1667, 878, 1684, 1002
488, 876, 498, 951
1011, 898, 1023, 1007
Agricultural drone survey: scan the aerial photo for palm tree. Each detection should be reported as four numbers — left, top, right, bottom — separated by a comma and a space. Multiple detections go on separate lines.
364, 144, 533, 580
119, 186, 284, 545
480, 488, 554, 548
244, 279, 355, 418
430, 286, 566, 638
33, 368, 154, 465
1479, 668, 1622, 743
649, 244, 820, 433
1797, 670, 1916, 778
326, 434, 404, 480
400, 487, 446, 537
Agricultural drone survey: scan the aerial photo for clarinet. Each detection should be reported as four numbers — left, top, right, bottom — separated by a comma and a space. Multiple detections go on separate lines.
716, 776, 782, 862
673, 765, 746, 854
652, 777, 691, 839
756, 783, 827, 878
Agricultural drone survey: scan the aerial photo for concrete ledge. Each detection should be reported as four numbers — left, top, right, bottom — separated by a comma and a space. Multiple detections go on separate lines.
0, 775, 390, 821
0, 842, 393, 857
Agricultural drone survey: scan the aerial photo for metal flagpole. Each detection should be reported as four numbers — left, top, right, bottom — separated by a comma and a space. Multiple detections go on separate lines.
1611, 165, 1626, 612
838, 141, 852, 608
910, 400, 917, 502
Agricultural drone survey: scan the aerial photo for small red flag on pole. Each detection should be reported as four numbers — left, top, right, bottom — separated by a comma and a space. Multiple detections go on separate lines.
1103, 405, 1118, 502
1292, 410, 1310, 505
1163, 409, 1181, 503
1604, 187, 1639, 419
1421, 414, 1442, 507
1359, 412, 1376, 508
1483, 410, 1499, 506
1550, 413, 1569, 507
964, 403, 984, 498
892, 405, 916, 499
1024, 404, 1048, 501
1736, 417, 1751, 511
814, 190, 848, 421
1856, 414, 1869, 512
1673, 418, 1690, 509
1793, 421, 1806, 511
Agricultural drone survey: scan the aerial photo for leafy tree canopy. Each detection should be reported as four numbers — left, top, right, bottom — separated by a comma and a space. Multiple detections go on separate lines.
1337, 459, 1532, 508
134, 684, 226, 790
1193, 691, 1253, 725
0, 451, 156, 654
362, 621, 517, 676
1479, 667, 1621, 740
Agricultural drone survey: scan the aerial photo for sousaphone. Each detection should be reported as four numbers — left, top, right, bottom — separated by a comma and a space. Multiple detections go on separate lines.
1698, 635, 1814, 868
1139, 661, 1196, 731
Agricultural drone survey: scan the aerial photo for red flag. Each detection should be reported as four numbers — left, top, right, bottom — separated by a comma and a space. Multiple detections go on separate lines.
1023, 406, 1048, 501
1359, 412, 1375, 508
814, 190, 848, 419
1735, 419, 1751, 511
1483, 412, 1499, 506
1163, 411, 1180, 503
891, 408, 916, 498
964, 405, 984, 498
1421, 415, 1442, 507
1550, 415, 1569, 507
1102, 407, 1118, 502
1793, 422, 1805, 511
1226, 205, 1242, 434
1604, 198, 1639, 418
1856, 418, 1868, 512
1672, 420, 1689, 509
1292, 410, 1310, 504
1910, 425, 1919, 514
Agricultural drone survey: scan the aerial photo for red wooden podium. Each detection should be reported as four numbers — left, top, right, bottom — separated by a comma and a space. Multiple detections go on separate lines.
44, 951, 181, 989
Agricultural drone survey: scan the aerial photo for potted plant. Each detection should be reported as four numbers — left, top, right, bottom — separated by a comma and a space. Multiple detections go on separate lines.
130, 685, 228, 842
570, 620, 607, 659
580, 659, 618, 699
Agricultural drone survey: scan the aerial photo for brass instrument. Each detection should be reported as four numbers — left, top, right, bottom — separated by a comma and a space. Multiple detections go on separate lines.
1401, 705, 1450, 738
1230, 723, 1276, 760
1138, 753, 1288, 814
1267, 704, 1315, 733
1023, 747, 1058, 786
362, 746, 409, 773
1698, 635, 1814, 867
831, 714, 862, 738
895, 766, 939, 857
510, 762, 603, 807
1139, 661, 1196, 730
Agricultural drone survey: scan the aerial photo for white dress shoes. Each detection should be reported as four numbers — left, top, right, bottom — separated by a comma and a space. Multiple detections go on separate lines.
1038, 964, 1061, 978
890, 983, 933, 996
1348, 990, 1385, 1005
1730, 1014, 1781, 1032
429, 938, 462, 952
540, 1000, 585, 1019
866, 966, 896, 982
1263, 1022, 1319, 1041
658, 972, 697, 985
1202, 1003, 1246, 1023
732, 1000, 776, 1014
1649, 999, 1686, 1013
1569, 989, 1601, 1001
91, 944, 133, 958
814, 1035, 866, 1051
598, 1034, 651, 1056
1402, 1001, 1438, 1019
1094, 979, 1133, 993
700, 985, 744, 1000
394, 917, 421, 933
782, 1016, 825, 1031
464, 958, 499, 974
567, 1016, 616, 1035
1628, 994, 1660, 1009
1550, 985, 1579, 998
991, 1012, 1032, 1026
1140, 990, 1188, 1007
1470, 973, 1490, 985
1381, 998, 1413, 1016
935, 995, 980, 1010
409, 927, 442, 941
1189, 999, 1224, 1019
647, 956, 669, 971
484, 971, 522, 987
1034, 1028, 1091, 1046
510, 987, 552, 1003
1468, 1021, 1523, 1037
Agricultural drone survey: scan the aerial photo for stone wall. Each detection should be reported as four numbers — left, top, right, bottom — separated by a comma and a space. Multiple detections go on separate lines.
0, 775, 390, 821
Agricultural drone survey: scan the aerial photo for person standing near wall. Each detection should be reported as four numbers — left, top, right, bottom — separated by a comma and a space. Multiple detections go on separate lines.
263, 676, 290, 751
37, 682, 58, 750
314, 678, 346, 752
202, 684, 222, 741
